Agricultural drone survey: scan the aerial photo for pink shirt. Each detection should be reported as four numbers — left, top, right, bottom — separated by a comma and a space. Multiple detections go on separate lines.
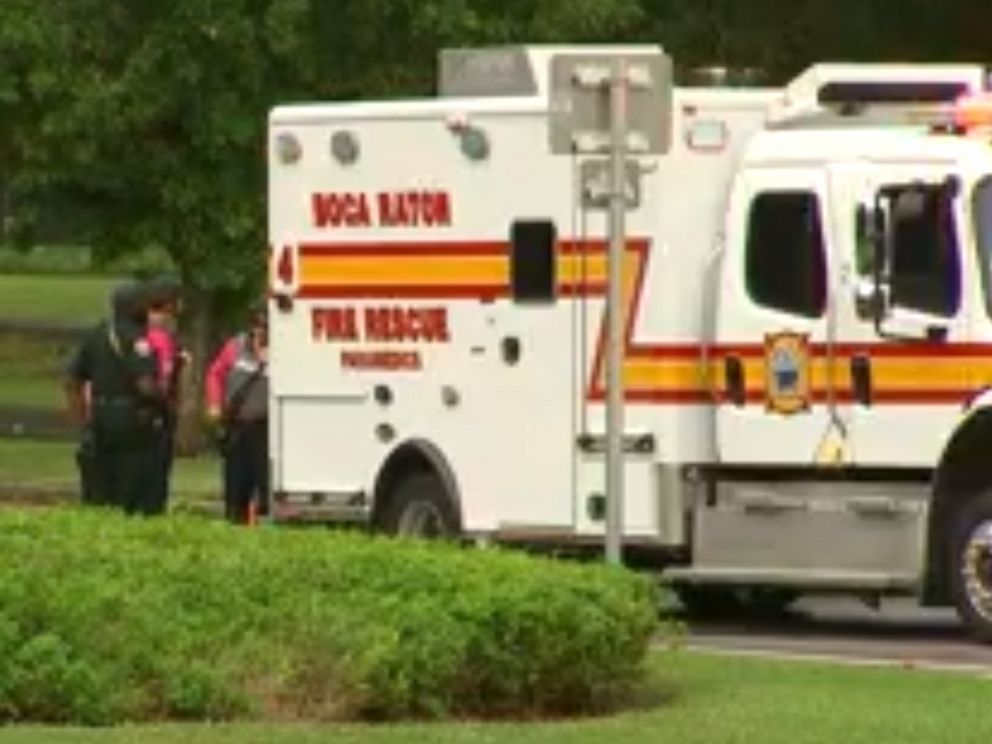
146, 326, 178, 393
206, 338, 239, 410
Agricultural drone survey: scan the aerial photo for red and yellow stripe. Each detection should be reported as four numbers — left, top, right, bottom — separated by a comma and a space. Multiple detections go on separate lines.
291, 240, 992, 406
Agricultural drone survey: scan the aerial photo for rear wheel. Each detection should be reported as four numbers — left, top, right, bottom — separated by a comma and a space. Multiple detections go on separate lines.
378, 471, 460, 539
951, 491, 992, 643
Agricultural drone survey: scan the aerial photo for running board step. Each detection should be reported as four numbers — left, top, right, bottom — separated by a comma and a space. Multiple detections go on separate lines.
663, 566, 918, 592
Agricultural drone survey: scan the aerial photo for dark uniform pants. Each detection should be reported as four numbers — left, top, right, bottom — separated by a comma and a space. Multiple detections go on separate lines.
76, 425, 98, 505
223, 418, 269, 523
91, 404, 160, 515
149, 414, 176, 515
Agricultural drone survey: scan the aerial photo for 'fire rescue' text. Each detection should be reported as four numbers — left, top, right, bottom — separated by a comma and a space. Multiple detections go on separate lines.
312, 306, 450, 343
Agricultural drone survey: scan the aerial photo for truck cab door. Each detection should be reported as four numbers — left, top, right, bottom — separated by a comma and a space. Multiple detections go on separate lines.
716, 166, 843, 465
831, 168, 967, 466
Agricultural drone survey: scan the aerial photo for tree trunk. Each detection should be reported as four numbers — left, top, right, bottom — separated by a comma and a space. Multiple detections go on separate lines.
175, 288, 216, 455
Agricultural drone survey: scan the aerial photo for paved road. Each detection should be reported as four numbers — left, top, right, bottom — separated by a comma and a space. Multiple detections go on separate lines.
679, 595, 992, 671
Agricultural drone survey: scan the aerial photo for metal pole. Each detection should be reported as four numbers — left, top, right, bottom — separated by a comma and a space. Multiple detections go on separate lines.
605, 59, 627, 565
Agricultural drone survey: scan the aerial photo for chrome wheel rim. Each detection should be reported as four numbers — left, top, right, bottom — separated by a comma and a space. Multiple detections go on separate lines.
962, 520, 992, 621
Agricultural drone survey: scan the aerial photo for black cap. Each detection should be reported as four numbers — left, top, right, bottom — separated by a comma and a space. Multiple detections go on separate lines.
110, 280, 148, 322
145, 274, 182, 308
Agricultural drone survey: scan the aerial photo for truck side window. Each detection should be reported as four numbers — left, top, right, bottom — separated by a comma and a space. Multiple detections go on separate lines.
510, 220, 556, 303
745, 191, 826, 319
974, 177, 992, 319
889, 188, 960, 317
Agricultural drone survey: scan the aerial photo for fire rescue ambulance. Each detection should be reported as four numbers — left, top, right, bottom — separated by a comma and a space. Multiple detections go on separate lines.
268, 45, 992, 640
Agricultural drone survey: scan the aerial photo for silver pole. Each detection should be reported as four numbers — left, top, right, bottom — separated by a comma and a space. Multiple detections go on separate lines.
605, 59, 627, 565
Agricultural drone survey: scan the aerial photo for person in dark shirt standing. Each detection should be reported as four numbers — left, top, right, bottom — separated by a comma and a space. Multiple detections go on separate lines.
65, 281, 165, 514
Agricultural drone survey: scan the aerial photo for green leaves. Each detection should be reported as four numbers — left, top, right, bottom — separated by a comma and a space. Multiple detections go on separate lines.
2, 0, 990, 294
0, 509, 659, 723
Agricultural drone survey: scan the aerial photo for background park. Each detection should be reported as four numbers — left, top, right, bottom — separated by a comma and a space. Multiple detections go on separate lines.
0, 0, 991, 741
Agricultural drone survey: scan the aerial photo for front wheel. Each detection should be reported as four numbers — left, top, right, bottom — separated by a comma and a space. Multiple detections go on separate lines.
377, 472, 460, 539
951, 491, 992, 643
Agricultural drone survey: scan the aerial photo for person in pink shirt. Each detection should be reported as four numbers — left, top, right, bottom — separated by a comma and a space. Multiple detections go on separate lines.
206, 304, 268, 524
145, 275, 186, 514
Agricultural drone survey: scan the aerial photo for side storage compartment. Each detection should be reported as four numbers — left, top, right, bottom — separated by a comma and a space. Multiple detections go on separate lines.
683, 481, 929, 590
272, 394, 376, 520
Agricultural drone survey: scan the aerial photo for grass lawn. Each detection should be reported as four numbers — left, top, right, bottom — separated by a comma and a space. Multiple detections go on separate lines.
0, 273, 118, 325
0, 376, 63, 409
0, 650, 986, 743
0, 438, 219, 502
0, 331, 73, 409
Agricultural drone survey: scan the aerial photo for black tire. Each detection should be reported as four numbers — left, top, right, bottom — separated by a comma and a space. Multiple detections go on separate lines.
377, 472, 460, 539
672, 584, 743, 619
950, 491, 992, 643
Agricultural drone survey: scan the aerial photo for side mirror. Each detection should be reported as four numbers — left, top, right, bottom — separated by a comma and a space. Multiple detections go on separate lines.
854, 277, 889, 322
854, 203, 889, 322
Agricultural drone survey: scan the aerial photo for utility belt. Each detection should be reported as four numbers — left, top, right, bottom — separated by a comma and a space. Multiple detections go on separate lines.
92, 395, 165, 431
92, 394, 137, 408
216, 416, 267, 456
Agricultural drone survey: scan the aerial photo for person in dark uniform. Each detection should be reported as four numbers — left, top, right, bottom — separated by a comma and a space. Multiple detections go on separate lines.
145, 274, 186, 514
65, 281, 165, 514
205, 304, 269, 524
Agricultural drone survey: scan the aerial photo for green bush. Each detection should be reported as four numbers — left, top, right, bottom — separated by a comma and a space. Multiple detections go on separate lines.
0, 509, 659, 724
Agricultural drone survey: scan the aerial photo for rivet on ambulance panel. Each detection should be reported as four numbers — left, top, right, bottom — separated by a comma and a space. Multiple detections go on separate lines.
685, 119, 728, 152
374, 385, 394, 406
441, 385, 460, 408
375, 423, 396, 443
460, 127, 490, 161
331, 130, 360, 165
275, 133, 302, 164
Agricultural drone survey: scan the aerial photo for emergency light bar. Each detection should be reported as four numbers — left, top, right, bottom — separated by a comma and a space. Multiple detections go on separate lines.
770, 63, 987, 127
818, 81, 971, 106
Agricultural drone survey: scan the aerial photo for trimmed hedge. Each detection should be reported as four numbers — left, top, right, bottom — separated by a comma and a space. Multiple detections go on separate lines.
0, 509, 659, 724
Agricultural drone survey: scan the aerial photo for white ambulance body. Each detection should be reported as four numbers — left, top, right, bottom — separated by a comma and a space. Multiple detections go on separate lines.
268, 46, 992, 639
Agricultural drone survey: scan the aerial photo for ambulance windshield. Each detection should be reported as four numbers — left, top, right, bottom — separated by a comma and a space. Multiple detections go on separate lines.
975, 177, 992, 317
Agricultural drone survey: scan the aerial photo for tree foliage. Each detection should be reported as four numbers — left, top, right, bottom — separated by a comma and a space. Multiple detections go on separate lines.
644, 0, 992, 82
2, 0, 987, 293
0, 0, 988, 446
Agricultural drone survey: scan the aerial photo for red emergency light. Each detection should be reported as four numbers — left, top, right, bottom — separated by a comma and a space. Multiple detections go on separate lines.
952, 93, 992, 130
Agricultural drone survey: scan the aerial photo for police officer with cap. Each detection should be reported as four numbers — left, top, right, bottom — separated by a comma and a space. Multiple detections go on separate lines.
65, 279, 166, 514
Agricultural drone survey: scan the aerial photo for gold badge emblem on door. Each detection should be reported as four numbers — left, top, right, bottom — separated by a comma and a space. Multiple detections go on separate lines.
765, 332, 811, 415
